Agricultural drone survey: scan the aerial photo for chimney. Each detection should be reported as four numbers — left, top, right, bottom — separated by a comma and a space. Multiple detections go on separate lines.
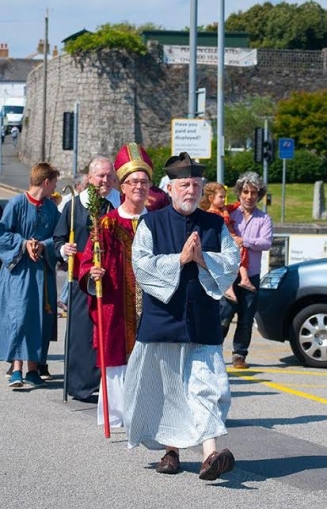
37, 39, 44, 54
52, 45, 58, 57
0, 43, 9, 58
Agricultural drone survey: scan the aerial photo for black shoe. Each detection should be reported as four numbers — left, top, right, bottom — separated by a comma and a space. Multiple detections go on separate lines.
72, 395, 99, 404
38, 364, 53, 380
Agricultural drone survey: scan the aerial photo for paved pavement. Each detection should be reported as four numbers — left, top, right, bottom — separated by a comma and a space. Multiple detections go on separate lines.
0, 134, 73, 195
1, 137, 327, 509
1, 302, 327, 509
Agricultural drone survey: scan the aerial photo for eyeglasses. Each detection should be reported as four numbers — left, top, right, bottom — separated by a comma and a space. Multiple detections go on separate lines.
123, 179, 151, 188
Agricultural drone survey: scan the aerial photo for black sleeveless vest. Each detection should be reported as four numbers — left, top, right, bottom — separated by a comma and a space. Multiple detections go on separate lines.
136, 206, 224, 345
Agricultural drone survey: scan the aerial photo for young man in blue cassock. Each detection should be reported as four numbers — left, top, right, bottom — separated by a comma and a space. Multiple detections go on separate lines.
0, 162, 60, 388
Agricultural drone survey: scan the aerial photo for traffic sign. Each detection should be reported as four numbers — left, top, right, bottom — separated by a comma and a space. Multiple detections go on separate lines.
278, 138, 294, 159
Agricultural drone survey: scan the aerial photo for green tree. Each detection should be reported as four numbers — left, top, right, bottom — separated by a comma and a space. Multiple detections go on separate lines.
274, 90, 327, 156
225, 1, 327, 50
264, 1, 327, 49
225, 2, 275, 47
224, 95, 275, 149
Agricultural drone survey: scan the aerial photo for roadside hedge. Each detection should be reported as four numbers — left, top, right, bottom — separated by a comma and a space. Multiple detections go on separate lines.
149, 143, 327, 186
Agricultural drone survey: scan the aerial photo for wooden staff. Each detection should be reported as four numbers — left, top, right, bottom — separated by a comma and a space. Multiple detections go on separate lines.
62, 185, 75, 403
88, 184, 110, 438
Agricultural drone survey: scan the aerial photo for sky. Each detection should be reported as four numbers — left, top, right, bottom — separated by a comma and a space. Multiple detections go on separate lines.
1, 1, 327, 58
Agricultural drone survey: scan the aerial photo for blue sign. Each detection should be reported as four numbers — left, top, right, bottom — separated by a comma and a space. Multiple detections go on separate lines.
278, 138, 294, 159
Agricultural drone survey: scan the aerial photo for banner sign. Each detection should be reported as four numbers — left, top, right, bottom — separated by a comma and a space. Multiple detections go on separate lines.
163, 46, 257, 67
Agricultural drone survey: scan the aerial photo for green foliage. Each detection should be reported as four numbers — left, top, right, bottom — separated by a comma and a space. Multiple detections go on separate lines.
274, 90, 327, 156
224, 95, 275, 149
226, 182, 323, 223
146, 145, 171, 186
225, 1, 327, 50
268, 149, 327, 183
225, 2, 275, 47
144, 143, 327, 224
87, 184, 106, 223
65, 23, 148, 56
204, 148, 263, 186
137, 22, 165, 33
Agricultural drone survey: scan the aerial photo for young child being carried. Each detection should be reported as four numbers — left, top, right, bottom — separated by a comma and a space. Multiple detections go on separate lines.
200, 182, 256, 303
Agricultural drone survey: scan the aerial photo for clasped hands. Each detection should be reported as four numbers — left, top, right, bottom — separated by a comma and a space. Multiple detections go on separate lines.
180, 231, 205, 268
26, 238, 44, 262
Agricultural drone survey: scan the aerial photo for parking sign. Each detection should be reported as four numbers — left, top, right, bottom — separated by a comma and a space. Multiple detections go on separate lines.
278, 138, 294, 159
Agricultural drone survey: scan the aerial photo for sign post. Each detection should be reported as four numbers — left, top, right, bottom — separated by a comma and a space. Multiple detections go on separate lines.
278, 138, 295, 223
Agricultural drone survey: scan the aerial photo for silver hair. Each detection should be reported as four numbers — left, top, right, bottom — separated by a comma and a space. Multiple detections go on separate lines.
73, 173, 87, 187
233, 171, 266, 201
88, 155, 114, 175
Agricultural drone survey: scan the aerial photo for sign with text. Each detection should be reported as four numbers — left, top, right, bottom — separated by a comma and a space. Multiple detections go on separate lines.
288, 234, 327, 265
171, 119, 212, 159
163, 46, 257, 67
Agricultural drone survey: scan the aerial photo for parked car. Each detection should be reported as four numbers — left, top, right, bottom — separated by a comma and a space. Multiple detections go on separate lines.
255, 258, 327, 368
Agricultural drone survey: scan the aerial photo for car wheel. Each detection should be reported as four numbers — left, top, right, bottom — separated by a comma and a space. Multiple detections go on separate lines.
290, 304, 327, 368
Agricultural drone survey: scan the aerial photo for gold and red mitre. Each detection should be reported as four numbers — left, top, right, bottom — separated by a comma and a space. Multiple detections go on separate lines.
114, 142, 153, 184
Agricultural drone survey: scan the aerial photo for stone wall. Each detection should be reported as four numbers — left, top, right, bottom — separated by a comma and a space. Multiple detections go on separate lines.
20, 50, 190, 173
20, 48, 327, 175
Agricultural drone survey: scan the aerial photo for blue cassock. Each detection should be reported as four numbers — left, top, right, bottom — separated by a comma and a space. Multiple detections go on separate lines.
0, 194, 60, 363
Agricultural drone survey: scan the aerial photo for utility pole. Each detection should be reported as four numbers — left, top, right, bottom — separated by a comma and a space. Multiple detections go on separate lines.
217, 0, 225, 183
188, 0, 197, 118
41, 8, 49, 161
263, 118, 269, 213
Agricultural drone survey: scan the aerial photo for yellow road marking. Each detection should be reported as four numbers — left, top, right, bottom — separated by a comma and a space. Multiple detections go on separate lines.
228, 370, 327, 404
263, 382, 327, 404
276, 383, 327, 388
227, 367, 327, 376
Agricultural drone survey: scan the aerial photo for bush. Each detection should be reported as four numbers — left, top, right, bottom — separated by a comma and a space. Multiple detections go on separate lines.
268, 149, 327, 183
146, 146, 171, 186
65, 24, 147, 56
146, 143, 327, 187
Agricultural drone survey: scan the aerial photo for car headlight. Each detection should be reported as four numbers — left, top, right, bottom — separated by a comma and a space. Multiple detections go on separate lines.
260, 267, 288, 289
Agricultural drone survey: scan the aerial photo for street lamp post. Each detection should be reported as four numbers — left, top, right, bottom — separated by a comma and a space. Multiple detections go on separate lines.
217, 0, 225, 183
188, 0, 198, 118
41, 9, 48, 161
